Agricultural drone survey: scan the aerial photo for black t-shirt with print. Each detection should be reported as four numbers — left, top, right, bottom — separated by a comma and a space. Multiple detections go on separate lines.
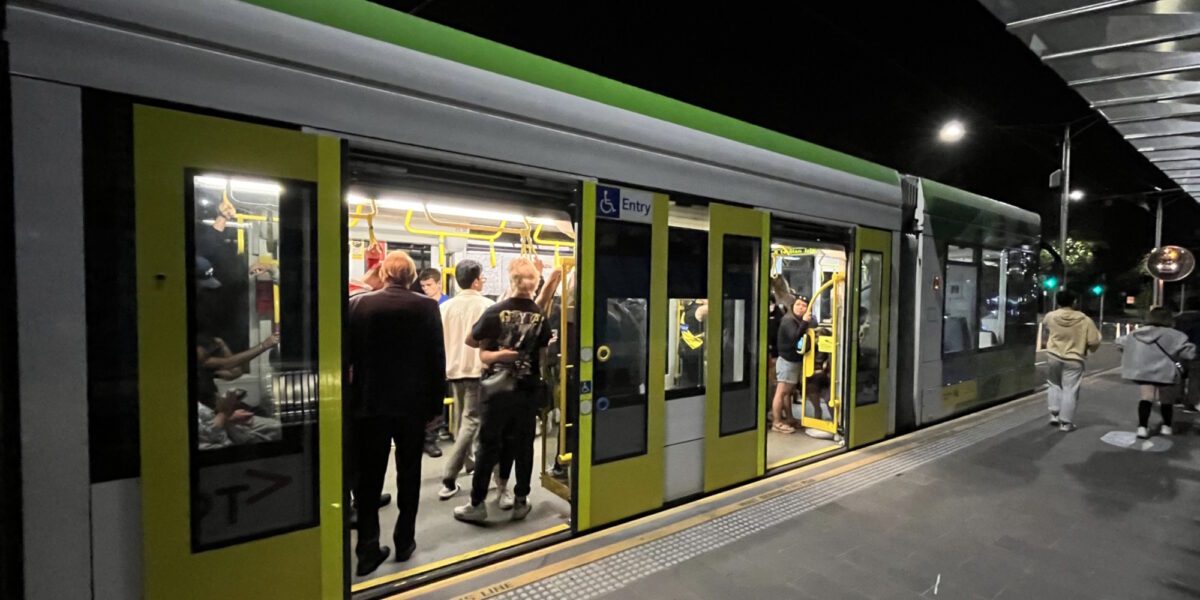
471, 297, 552, 385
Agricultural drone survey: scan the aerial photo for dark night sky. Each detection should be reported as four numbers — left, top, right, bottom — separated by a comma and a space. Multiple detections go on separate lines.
378, 0, 1200, 288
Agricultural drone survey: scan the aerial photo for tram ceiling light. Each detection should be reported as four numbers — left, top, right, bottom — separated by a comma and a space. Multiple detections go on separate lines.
937, 120, 966, 144
425, 203, 557, 225
1069, 189, 1085, 201
195, 175, 283, 196
347, 194, 557, 225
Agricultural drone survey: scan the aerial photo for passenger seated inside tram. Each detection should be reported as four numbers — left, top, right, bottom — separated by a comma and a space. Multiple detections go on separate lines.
197, 389, 282, 450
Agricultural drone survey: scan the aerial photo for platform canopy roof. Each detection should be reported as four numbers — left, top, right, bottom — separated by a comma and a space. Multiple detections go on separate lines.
979, 0, 1200, 201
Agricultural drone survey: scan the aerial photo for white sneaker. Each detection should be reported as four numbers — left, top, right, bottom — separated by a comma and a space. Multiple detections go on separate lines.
498, 487, 515, 510
1059, 422, 1076, 432
1049, 414, 1060, 426
511, 497, 531, 521
438, 483, 460, 500
453, 502, 487, 523
1161, 425, 1173, 436
1137, 426, 1150, 439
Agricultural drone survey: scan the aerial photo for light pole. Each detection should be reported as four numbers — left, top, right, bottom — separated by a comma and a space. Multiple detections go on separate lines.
1059, 124, 1071, 289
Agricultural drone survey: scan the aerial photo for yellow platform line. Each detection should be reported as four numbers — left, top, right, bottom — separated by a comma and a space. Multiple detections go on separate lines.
383, 382, 1067, 600
354, 524, 570, 592
765, 443, 841, 471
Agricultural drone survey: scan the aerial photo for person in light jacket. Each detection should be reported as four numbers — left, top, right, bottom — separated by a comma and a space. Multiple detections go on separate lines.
1117, 307, 1197, 439
1043, 291, 1102, 432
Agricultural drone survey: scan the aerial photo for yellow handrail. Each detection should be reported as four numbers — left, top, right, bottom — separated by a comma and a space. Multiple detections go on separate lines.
557, 258, 576, 465
403, 211, 508, 268
533, 223, 576, 249
423, 206, 528, 236
804, 272, 845, 432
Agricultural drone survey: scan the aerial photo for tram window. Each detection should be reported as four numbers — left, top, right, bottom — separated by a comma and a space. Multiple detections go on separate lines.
942, 245, 978, 355
719, 235, 760, 436
592, 219, 650, 463
667, 227, 709, 394
189, 172, 319, 550
979, 249, 1006, 349
1005, 248, 1039, 345
856, 252, 883, 406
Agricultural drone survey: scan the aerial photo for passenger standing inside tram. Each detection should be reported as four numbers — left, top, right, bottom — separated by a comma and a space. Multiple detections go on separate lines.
1117, 307, 1196, 438
454, 259, 552, 524
1042, 291, 1101, 432
348, 251, 445, 575
771, 296, 812, 434
346, 262, 391, 529
418, 267, 450, 456
438, 260, 495, 500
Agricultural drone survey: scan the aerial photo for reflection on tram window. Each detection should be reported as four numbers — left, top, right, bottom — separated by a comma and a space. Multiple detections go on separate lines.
669, 299, 707, 390
719, 235, 759, 435
942, 245, 978, 354
192, 176, 290, 450
979, 249, 1007, 349
856, 252, 883, 406
189, 172, 320, 550
666, 226, 709, 394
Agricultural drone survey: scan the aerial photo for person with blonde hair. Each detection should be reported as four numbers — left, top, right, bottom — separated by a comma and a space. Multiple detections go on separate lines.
454, 258, 551, 524
348, 250, 445, 574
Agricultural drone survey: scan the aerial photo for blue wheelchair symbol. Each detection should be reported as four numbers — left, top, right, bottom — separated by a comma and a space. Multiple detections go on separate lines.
597, 185, 620, 218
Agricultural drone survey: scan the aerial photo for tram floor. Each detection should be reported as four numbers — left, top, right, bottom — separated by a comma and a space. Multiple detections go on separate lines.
350, 433, 571, 589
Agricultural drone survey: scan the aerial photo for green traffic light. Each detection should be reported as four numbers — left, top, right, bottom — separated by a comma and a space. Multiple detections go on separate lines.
1043, 277, 1059, 290
1090, 284, 1104, 296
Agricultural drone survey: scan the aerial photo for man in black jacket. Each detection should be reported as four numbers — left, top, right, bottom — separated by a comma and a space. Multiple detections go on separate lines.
348, 251, 446, 575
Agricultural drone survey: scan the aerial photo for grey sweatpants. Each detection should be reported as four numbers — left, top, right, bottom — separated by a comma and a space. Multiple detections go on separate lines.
442, 379, 482, 485
1047, 355, 1085, 424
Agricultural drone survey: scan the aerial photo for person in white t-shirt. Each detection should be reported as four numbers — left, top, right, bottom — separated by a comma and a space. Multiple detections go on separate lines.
437, 260, 496, 499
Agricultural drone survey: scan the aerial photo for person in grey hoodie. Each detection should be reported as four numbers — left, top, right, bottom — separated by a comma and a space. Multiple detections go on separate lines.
1117, 307, 1197, 438
1042, 291, 1102, 432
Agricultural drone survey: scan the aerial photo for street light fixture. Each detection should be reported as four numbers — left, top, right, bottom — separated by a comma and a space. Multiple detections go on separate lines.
1069, 189, 1084, 201
938, 120, 966, 143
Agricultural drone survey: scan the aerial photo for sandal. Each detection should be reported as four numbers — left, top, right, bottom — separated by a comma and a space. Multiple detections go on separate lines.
772, 422, 795, 434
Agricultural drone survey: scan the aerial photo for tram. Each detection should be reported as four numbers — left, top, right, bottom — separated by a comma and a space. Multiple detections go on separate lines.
3, 1, 1040, 599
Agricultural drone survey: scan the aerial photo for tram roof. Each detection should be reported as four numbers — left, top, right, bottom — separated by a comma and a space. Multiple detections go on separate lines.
923, 179, 1041, 244
245, 0, 904, 186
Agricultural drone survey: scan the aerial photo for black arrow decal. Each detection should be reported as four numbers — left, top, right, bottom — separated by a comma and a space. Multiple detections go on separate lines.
245, 469, 292, 504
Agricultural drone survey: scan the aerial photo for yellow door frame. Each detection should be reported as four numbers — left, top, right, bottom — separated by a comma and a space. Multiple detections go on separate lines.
576, 182, 668, 530
134, 106, 342, 599
703, 203, 769, 491
847, 226, 892, 448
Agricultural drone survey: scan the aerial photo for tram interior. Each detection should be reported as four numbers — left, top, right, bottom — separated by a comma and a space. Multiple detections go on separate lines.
344, 186, 577, 586
764, 241, 847, 469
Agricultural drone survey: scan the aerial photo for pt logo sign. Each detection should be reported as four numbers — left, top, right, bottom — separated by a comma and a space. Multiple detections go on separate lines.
596, 185, 653, 224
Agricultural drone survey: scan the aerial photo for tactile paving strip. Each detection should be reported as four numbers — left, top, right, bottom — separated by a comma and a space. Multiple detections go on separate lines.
490, 399, 1045, 600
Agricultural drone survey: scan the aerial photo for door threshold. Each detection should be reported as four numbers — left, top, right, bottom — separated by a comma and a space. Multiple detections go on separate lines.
353, 524, 570, 595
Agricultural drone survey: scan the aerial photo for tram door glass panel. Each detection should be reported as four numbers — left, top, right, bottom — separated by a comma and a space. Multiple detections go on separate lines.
188, 173, 319, 550
667, 227, 709, 394
719, 235, 760, 435
979, 249, 1006, 349
1005, 248, 1039, 345
855, 252, 883, 407
593, 219, 651, 463
942, 245, 977, 354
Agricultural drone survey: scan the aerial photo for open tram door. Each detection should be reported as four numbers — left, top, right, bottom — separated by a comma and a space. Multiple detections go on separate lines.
847, 227, 892, 447
134, 106, 343, 599
702, 203, 769, 492
576, 182, 668, 530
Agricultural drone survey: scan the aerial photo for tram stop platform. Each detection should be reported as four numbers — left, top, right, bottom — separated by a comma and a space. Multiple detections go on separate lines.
390, 343, 1200, 600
